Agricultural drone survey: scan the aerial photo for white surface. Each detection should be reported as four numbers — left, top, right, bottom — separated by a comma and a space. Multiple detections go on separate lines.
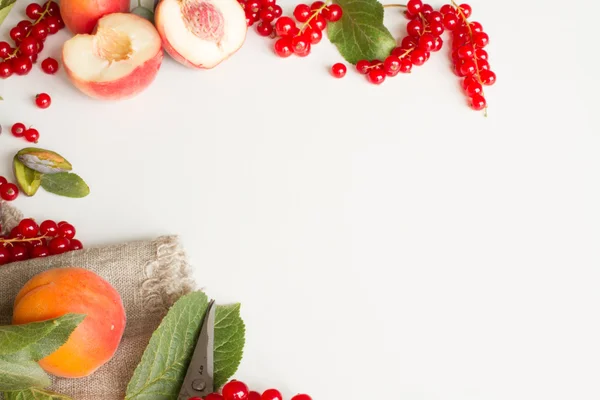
1, 0, 599, 399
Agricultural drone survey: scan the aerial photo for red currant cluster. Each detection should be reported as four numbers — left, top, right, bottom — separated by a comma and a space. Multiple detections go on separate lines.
0, 176, 19, 202
0, 218, 83, 266
238, 0, 283, 32
443, 2, 495, 112
188, 380, 312, 400
270, 2, 343, 58
0, 1, 63, 79
8, 122, 41, 143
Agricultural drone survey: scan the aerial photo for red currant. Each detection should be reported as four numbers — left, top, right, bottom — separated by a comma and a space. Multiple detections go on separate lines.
272, 5, 282, 17
261, 389, 283, 400
383, 56, 400, 77
10, 26, 25, 42
222, 380, 249, 400
426, 11, 443, 23
11, 245, 29, 262
406, 19, 423, 36
41, 57, 59, 74
310, 1, 325, 10
477, 59, 489, 71
440, 4, 455, 15
399, 58, 413, 73
470, 93, 486, 110
356, 59, 369, 74
459, 59, 476, 76
58, 223, 76, 239
31, 245, 50, 258
17, 20, 33, 34
432, 36, 443, 51
429, 21, 444, 36
18, 219, 39, 238
25, 128, 40, 143
305, 27, 322, 44
443, 13, 458, 30
246, 0, 261, 13
473, 32, 489, 47
40, 220, 58, 236
421, 4, 433, 14
331, 62, 346, 78
418, 33, 435, 51
44, 15, 62, 34
400, 35, 418, 50
322, 4, 342, 22
465, 80, 482, 96
308, 14, 326, 31
19, 37, 39, 57
469, 21, 483, 33
474, 48, 488, 60
275, 16, 296, 36
12, 56, 33, 75
70, 239, 83, 251
248, 392, 261, 400
293, 4, 311, 22
410, 48, 428, 66
31, 22, 49, 41
0, 62, 13, 79
367, 68, 385, 84
291, 395, 312, 400
49, 237, 70, 255
457, 44, 474, 58
406, 0, 422, 16
11, 123, 26, 137
26, 3, 44, 19
291, 34, 310, 55
274, 37, 293, 57
458, 3, 472, 18
35, 93, 51, 109
0, 177, 7, 186
479, 69, 496, 85
256, 21, 273, 36
204, 394, 224, 400
0, 41, 11, 58
44, 0, 60, 15
245, 11, 258, 26
0, 183, 19, 201
261, 0, 275, 6
259, 8, 276, 22
0, 247, 11, 265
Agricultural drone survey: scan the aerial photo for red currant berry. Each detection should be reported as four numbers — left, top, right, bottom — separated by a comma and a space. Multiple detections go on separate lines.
310, 1, 325, 10
49, 237, 70, 255
44, 1, 60, 15
246, 0, 261, 13
222, 380, 249, 400
259, 8, 275, 22
370, 59, 382, 68
11, 245, 29, 262
440, 4, 455, 15
11, 123, 26, 137
473, 32, 489, 47
391, 46, 407, 59
35, 93, 51, 109
18, 218, 39, 238
474, 48, 488, 60
273, 37, 293, 57
70, 239, 83, 251
459, 59, 476, 76
41, 57, 59, 74
406, 19, 423, 36
26, 3, 44, 19
399, 58, 413, 73
24, 128, 40, 143
261, 389, 283, 400
418, 33, 435, 51
322, 4, 342, 22
469, 21, 483, 33
44, 15, 61, 34
426, 11, 442, 23
367, 68, 385, 84
421, 4, 433, 14
477, 59, 489, 71
0, 247, 11, 265
0, 62, 13, 79
245, 11, 258, 26
410, 48, 428, 66
40, 220, 58, 236
471, 93, 486, 110
0, 177, 7, 186
205, 394, 224, 400
57, 223, 76, 239
0, 183, 19, 201
0, 41, 11, 58
457, 44, 474, 58
479, 69, 496, 85
429, 21, 444, 36
12, 56, 33, 75
432, 36, 443, 51
356, 59, 370, 74
261, 0, 275, 7
383, 56, 400, 77
291, 34, 310, 55
272, 5, 282, 17
30, 22, 49, 41
293, 4, 311, 22
400, 35, 418, 50
256, 21, 273, 36
331, 62, 346, 78
10, 26, 25, 42
443, 13, 458, 30
275, 16, 296, 36
248, 392, 261, 400
19, 37, 39, 57
17, 20, 33, 33
465, 80, 482, 96
291, 395, 312, 400
406, 0, 422, 15
458, 3, 472, 18
304, 27, 322, 44
308, 14, 326, 30
58, 221, 68, 227
31, 245, 50, 258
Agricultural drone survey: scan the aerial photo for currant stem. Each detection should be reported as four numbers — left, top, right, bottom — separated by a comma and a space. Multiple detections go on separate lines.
0, 235, 48, 247
297, 3, 329, 35
5, 1, 53, 60
383, 4, 408, 8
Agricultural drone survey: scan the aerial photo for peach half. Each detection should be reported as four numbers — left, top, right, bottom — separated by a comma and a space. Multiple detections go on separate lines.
60, 0, 130, 35
155, 0, 247, 69
62, 13, 164, 101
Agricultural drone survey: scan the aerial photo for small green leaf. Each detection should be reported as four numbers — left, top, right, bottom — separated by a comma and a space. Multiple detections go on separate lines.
4, 388, 73, 400
0, 0, 16, 28
0, 354, 50, 392
327, 0, 397, 64
41, 173, 90, 198
13, 157, 42, 197
213, 304, 245, 389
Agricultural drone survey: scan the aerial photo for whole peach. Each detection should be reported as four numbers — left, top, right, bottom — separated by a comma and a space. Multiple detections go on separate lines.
60, 0, 130, 34
12, 267, 126, 378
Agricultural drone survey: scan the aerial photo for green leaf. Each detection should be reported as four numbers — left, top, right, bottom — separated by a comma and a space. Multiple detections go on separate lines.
4, 388, 73, 400
213, 304, 245, 389
0, 0, 16, 28
0, 314, 86, 361
125, 292, 246, 399
41, 173, 90, 198
326, 0, 397, 64
0, 354, 50, 392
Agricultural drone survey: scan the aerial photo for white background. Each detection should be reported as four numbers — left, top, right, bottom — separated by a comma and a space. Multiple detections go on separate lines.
1, 0, 600, 399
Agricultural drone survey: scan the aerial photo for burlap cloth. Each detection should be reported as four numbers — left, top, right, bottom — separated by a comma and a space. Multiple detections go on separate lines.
0, 201, 196, 399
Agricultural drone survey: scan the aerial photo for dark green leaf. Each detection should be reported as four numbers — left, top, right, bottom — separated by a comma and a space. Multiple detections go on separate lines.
4, 388, 73, 400
327, 0, 397, 64
0, 0, 16, 28
213, 304, 245, 389
41, 173, 90, 198
0, 354, 50, 392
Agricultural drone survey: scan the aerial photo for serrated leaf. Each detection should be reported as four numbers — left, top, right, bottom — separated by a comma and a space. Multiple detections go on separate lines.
4, 388, 73, 400
41, 173, 90, 198
0, 0, 16, 28
125, 292, 246, 400
213, 304, 245, 389
327, 0, 397, 64
0, 354, 50, 392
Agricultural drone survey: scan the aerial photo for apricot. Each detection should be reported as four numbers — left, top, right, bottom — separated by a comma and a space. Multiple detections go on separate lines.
12, 267, 126, 378
60, 0, 130, 35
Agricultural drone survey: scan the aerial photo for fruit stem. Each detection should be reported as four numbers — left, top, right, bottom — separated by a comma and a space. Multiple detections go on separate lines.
4, 1, 54, 60
383, 4, 408, 8
0, 235, 48, 247
297, 3, 330, 35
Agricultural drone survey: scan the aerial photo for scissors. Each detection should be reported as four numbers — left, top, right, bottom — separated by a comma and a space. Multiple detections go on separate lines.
178, 299, 216, 400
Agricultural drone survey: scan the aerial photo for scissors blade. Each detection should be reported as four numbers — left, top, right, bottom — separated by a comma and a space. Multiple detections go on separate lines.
178, 299, 216, 400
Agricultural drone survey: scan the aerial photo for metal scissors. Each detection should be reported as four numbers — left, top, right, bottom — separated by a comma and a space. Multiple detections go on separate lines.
178, 299, 216, 400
